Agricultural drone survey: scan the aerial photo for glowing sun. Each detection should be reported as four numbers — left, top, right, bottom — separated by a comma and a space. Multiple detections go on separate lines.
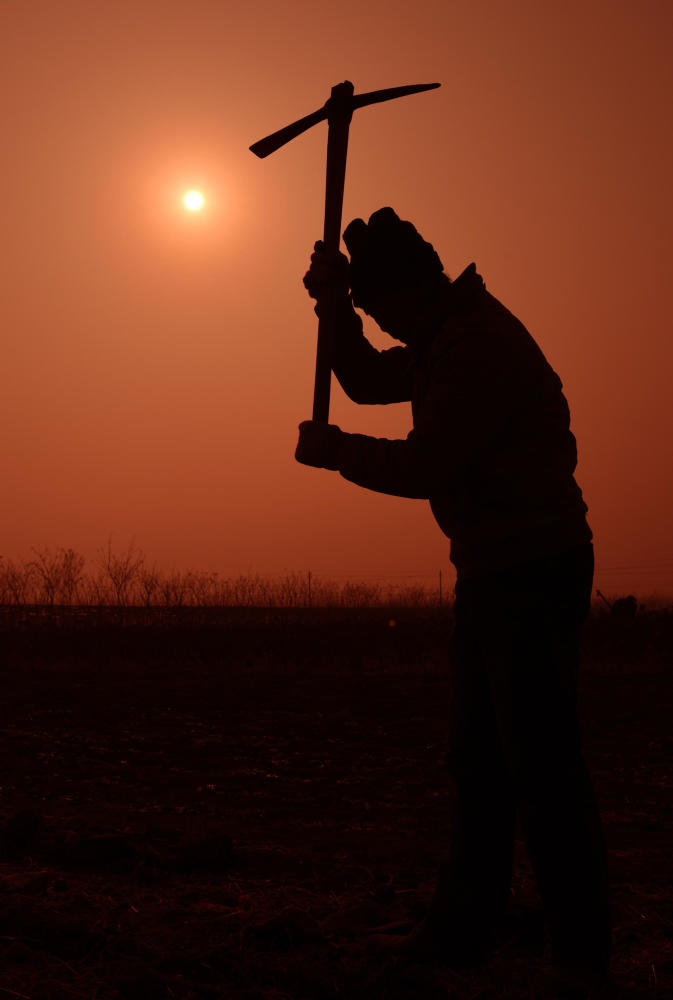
183, 190, 204, 211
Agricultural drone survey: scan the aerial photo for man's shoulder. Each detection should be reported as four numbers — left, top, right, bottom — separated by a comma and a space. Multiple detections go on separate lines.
428, 291, 559, 389
430, 296, 509, 358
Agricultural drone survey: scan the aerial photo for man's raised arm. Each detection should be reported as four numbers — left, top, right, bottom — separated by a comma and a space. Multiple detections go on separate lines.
304, 242, 412, 405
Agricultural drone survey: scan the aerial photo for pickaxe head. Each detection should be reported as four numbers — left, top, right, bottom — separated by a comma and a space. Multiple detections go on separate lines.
250, 81, 440, 159
250, 80, 441, 424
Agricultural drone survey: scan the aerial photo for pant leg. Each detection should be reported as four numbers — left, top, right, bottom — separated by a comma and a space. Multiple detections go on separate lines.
428, 582, 517, 957
471, 545, 611, 973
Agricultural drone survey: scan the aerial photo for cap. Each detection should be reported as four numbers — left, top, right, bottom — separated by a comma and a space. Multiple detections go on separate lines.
343, 207, 444, 308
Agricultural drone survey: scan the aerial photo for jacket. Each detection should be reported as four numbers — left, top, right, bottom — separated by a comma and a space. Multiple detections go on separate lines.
329, 264, 592, 579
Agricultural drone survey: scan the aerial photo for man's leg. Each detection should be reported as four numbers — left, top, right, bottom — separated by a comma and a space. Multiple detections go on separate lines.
422, 584, 517, 963
477, 546, 611, 976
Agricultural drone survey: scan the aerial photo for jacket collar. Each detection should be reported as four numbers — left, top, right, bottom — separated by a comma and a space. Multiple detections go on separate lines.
444, 263, 485, 315
405, 263, 485, 368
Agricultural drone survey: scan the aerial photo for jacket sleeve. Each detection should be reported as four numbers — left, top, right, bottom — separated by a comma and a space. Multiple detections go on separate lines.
334, 326, 520, 498
326, 299, 413, 405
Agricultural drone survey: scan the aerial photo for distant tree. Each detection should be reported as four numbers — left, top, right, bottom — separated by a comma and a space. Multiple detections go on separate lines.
186, 570, 219, 606
159, 571, 187, 607
277, 572, 305, 607
137, 565, 160, 607
1, 558, 35, 605
29, 548, 61, 605
252, 575, 272, 606
97, 539, 144, 606
60, 548, 85, 602
388, 584, 429, 607
227, 574, 259, 606
77, 570, 106, 605
29, 547, 85, 605
339, 581, 382, 607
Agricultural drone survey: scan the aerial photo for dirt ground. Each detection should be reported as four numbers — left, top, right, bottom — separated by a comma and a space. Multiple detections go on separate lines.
0, 611, 671, 999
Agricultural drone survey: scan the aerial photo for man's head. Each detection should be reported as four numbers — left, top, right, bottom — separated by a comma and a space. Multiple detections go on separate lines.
343, 207, 449, 343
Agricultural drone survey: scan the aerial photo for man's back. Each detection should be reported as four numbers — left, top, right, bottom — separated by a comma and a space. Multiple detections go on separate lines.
330, 265, 592, 577
415, 281, 592, 576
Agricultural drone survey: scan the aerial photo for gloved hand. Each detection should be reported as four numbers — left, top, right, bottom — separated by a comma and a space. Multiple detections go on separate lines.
302, 240, 350, 303
295, 420, 343, 470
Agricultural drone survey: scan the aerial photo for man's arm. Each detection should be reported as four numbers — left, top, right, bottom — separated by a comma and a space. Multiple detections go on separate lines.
313, 328, 518, 497
328, 299, 413, 405
305, 242, 413, 405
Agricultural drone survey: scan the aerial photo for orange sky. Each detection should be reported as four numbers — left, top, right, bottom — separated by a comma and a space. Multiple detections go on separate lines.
2, 0, 672, 597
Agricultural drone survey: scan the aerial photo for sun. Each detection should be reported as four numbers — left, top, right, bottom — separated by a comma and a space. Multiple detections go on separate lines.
183, 190, 204, 211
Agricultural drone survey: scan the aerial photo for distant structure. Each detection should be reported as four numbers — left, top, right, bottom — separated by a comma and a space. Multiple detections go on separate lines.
595, 589, 638, 620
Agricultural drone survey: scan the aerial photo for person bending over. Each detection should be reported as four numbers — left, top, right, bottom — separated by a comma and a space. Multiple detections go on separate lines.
296, 207, 611, 997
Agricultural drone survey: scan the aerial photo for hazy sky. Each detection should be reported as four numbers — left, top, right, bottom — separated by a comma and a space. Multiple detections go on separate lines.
2, 0, 672, 595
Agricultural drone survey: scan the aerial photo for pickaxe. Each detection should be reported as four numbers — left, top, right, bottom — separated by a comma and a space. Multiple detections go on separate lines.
250, 80, 440, 422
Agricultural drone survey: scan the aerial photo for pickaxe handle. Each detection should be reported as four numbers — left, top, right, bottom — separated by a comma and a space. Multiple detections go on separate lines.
249, 79, 440, 423
312, 81, 354, 423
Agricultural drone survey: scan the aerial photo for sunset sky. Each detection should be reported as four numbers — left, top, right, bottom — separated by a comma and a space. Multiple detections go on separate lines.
2, 0, 672, 597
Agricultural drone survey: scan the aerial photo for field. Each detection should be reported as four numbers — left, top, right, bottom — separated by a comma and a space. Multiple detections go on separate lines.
0, 608, 671, 999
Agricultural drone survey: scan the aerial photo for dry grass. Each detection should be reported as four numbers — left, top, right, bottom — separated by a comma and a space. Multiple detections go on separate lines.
0, 544, 447, 611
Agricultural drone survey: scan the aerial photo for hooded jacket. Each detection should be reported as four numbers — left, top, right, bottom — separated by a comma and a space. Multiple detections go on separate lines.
329, 264, 592, 579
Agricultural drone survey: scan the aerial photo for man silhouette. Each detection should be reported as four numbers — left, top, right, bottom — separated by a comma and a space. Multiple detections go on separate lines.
296, 208, 611, 997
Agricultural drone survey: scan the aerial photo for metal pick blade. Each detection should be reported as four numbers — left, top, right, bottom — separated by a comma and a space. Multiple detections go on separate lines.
249, 106, 327, 159
352, 81, 440, 111
249, 81, 441, 159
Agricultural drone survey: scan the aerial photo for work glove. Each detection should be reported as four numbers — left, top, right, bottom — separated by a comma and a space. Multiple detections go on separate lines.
295, 420, 343, 470
303, 241, 350, 304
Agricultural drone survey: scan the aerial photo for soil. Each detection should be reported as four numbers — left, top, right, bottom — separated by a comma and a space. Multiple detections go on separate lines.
0, 610, 671, 999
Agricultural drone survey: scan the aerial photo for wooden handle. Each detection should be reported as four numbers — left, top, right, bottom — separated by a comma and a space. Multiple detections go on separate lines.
312, 83, 353, 423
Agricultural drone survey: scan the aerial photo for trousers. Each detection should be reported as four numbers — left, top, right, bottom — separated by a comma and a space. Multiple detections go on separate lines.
433, 543, 611, 971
